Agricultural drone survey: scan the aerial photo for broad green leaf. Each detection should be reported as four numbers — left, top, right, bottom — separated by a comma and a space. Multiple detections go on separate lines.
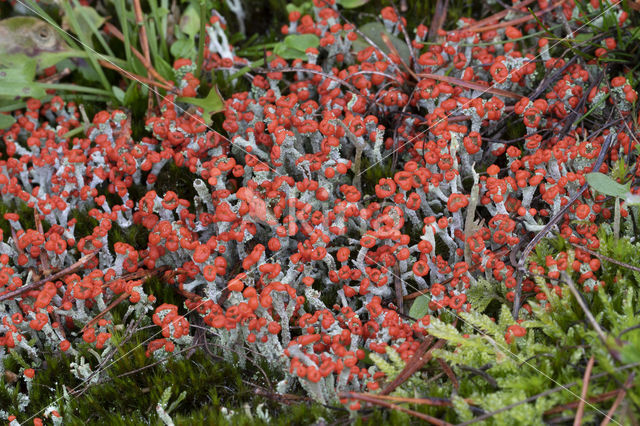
625, 193, 640, 205
352, 22, 411, 65
0, 61, 46, 99
620, 331, 640, 364
177, 85, 224, 125
284, 34, 320, 51
409, 295, 430, 320
112, 86, 125, 103
155, 7, 170, 18
337, 0, 369, 8
273, 44, 307, 60
0, 113, 16, 129
63, 5, 105, 41
274, 34, 320, 60
286, 4, 301, 14
155, 56, 175, 81
0, 16, 77, 72
77, 60, 101, 82
179, 5, 200, 38
170, 38, 196, 60
585, 172, 630, 197
123, 81, 141, 106
285, 2, 313, 15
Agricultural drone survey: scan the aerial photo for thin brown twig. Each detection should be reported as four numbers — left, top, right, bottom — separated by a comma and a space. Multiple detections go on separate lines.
82, 292, 129, 332
132, 0, 151, 64
571, 243, 640, 274
417, 73, 523, 99
461, 0, 537, 31
33, 211, 50, 275
427, 0, 449, 42
601, 372, 635, 426
341, 392, 472, 407
132, 0, 153, 112
459, 364, 498, 389
380, 32, 418, 81
471, 0, 566, 33
437, 358, 459, 390
103, 22, 172, 86
514, 132, 613, 318
562, 271, 620, 361
393, 263, 404, 314
391, 1, 416, 67
342, 392, 454, 426
574, 356, 595, 425
98, 60, 173, 90
459, 362, 640, 425
381, 337, 447, 395
0, 250, 99, 303
100, 265, 171, 289
544, 390, 619, 415
37, 67, 72, 84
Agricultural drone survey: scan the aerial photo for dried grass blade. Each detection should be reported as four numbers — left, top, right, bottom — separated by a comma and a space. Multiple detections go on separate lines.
428, 0, 449, 41
472, 0, 566, 33
342, 391, 454, 426
418, 73, 523, 99
574, 356, 595, 425
381, 337, 447, 395
600, 372, 635, 426
462, 0, 537, 30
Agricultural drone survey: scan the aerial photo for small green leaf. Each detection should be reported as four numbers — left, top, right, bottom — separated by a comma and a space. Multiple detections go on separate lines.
0, 61, 46, 99
155, 57, 175, 81
286, 4, 301, 14
337, 0, 369, 8
177, 85, 224, 125
285, 2, 313, 15
0, 113, 16, 129
170, 38, 196, 60
112, 86, 125, 103
625, 193, 640, 205
409, 295, 430, 320
155, 7, 170, 18
123, 81, 141, 106
352, 22, 411, 65
620, 332, 640, 364
585, 172, 630, 197
179, 5, 200, 38
273, 44, 306, 60
284, 34, 320, 51
273, 34, 320, 60
63, 5, 105, 40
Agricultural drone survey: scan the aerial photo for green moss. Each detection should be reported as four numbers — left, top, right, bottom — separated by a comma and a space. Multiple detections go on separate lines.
108, 221, 149, 253
1, 341, 349, 425
0, 200, 37, 237
154, 162, 199, 208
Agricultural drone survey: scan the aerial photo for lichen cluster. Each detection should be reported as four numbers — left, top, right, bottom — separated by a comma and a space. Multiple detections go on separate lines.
1, 0, 640, 423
